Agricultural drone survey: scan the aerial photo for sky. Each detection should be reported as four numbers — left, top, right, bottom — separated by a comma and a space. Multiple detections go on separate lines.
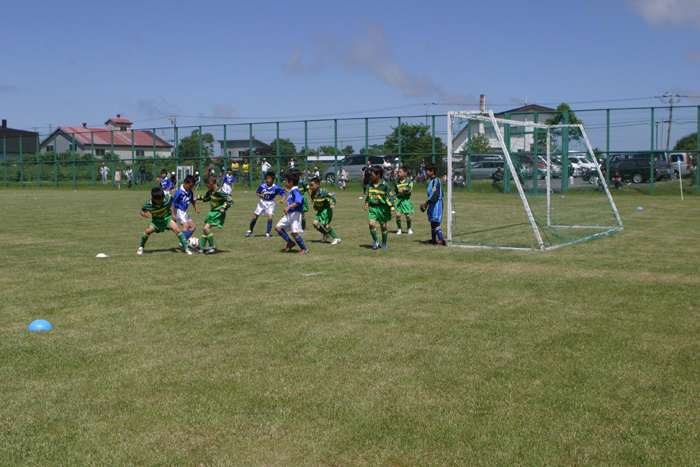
2, 0, 700, 148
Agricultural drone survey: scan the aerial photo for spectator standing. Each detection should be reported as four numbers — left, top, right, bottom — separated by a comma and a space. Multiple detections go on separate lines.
125, 166, 133, 188
139, 163, 146, 184
114, 168, 122, 190
261, 158, 272, 178
100, 163, 110, 185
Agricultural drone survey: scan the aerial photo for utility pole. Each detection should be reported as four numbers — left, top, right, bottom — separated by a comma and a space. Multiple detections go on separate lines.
659, 93, 682, 151
424, 103, 436, 126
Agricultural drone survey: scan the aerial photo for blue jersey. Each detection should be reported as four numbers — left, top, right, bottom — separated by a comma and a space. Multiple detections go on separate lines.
286, 186, 304, 213
223, 174, 235, 185
160, 177, 173, 192
256, 183, 286, 201
427, 177, 443, 203
172, 186, 195, 211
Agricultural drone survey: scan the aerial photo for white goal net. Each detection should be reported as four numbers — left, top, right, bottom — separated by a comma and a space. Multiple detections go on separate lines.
447, 110, 623, 251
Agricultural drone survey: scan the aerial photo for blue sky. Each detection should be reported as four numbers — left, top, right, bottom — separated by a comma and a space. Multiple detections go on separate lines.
2, 0, 700, 144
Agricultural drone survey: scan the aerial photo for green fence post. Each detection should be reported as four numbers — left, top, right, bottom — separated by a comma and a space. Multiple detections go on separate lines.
304, 120, 310, 177
562, 110, 570, 192
53, 134, 58, 187
466, 121, 472, 191
91, 131, 95, 187
2, 137, 6, 187
334, 119, 338, 189
397, 117, 402, 165
696, 107, 700, 195
72, 133, 77, 188
36, 134, 41, 187
276, 122, 281, 179
198, 126, 203, 181
19, 136, 24, 187
249, 124, 254, 189
223, 124, 227, 173
110, 130, 115, 188
130, 130, 135, 189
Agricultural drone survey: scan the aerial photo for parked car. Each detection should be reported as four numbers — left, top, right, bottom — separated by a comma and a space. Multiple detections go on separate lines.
567, 154, 597, 177
322, 155, 387, 183
607, 153, 670, 180
607, 158, 658, 184
668, 152, 693, 178
468, 160, 504, 179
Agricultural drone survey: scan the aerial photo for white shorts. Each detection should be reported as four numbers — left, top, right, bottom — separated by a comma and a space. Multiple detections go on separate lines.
276, 210, 303, 234
254, 199, 276, 216
222, 184, 232, 195
174, 208, 192, 225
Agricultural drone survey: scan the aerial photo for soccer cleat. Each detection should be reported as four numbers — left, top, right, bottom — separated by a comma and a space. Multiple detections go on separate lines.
137, 247, 144, 255
437, 241, 448, 246
407, 228, 414, 235
321, 234, 330, 243
186, 249, 193, 255
428, 240, 438, 245
381, 243, 388, 249
204, 247, 218, 255
178, 243, 186, 252
396, 229, 402, 235
245, 230, 252, 237
285, 241, 295, 252
298, 249, 309, 254
372, 241, 380, 250
331, 238, 341, 245
196, 248, 206, 254
265, 233, 271, 238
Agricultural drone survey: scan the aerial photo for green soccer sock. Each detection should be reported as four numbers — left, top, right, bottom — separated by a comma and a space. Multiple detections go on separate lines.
396, 219, 402, 230
407, 219, 412, 229
315, 224, 328, 235
177, 232, 188, 248
140, 234, 150, 247
201, 234, 209, 248
370, 227, 378, 242
381, 228, 388, 244
208, 233, 216, 248
329, 228, 339, 239
302, 218, 307, 230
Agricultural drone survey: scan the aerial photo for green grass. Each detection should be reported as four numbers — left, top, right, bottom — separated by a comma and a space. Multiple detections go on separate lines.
1, 186, 699, 465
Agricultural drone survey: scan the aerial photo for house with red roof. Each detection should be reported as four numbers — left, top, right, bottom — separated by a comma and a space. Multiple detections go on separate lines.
40, 115, 172, 160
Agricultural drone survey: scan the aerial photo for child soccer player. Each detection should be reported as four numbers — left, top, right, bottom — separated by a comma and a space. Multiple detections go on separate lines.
394, 166, 414, 235
138, 187, 192, 255
171, 175, 200, 250
291, 169, 310, 231
364, 166, 395, 250
246, 171, 287, 238
222, 167, 235, 195
420, 163, 446, 246
195, 174, 233, 254
275, 172, 309, 254
308, 177, 341, 245
159, 169, 173, 195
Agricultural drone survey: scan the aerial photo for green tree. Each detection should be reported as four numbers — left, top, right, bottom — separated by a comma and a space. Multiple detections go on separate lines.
382, 123, 446, 166
674, 132, 698, 151
177, 129, 216, 166
317, 145, 354, 156
545, 103, 582, 126
464, 133, 492, 154
269, 138, 297, 156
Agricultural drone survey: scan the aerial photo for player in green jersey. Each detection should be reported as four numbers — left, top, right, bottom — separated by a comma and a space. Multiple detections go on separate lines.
308, 177, 341, 245
195, 174, 233, 254
364, 166, 395, 250
138, 187, 192, 255
394, 166, 414, 235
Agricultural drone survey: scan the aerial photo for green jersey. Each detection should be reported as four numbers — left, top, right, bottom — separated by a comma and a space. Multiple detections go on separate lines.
365, 181, 395, 209
141, 195, 173, 219
394, 177, 413, 199
197, 187, 232, 212
310, 187, 336, 211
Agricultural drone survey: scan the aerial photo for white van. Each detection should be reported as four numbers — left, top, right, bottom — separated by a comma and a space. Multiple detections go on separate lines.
668, 153, 693, 178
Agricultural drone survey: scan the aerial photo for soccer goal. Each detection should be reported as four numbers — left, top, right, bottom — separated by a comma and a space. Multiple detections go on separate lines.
446, 110, 623, 251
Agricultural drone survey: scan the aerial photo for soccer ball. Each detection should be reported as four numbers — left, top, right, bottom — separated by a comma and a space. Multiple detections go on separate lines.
187, 237, 200, 250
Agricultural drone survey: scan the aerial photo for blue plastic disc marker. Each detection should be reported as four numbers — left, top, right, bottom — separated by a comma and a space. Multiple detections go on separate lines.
28, 319, 52, 331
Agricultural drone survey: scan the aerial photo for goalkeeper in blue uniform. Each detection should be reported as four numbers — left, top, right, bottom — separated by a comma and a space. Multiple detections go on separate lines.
420, 163, 446, 246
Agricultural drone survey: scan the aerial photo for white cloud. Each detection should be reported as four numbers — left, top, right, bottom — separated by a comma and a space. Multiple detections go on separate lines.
627, 0, 700, 28
283, 21, 474, 104
212, 104, 233, 118
136, 97, 181, 118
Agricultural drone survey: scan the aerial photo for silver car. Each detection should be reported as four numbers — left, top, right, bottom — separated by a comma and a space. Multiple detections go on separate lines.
322, 155, 387, 183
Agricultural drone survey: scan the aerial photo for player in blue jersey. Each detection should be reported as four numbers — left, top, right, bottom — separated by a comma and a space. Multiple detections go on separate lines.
222, 167, 235, 196
171, 175, 201, 250
420, 163, 446, 246
159, 169, 173, 195
275, 172, 309, 253
246, 171, 287, 238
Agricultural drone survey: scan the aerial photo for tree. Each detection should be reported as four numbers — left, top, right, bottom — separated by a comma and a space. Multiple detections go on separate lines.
317, 145, 354, 156
674, 132, 698, 151
545, 103, 582, 126
177, 129, 216, 166
269, 138, 297, 156
464, 133, 492, 154
382, 123, 446, 166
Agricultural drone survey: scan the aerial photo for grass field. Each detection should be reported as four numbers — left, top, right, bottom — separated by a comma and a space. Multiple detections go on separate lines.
1, 184, 699, 465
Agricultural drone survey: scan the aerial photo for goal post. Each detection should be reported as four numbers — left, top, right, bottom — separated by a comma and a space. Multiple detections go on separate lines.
446, 110, 623, 251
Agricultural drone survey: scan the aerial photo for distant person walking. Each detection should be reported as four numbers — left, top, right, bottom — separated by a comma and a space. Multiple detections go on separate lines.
114, 168, 121, 190
100, 163, 110, 185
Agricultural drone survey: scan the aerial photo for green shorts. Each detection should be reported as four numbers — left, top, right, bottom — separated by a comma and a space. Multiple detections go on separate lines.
395, 198, 414, 214
314, 208, 333, 226
205, 211, 226, 229
150, 216, 173, 233
368, 205, 393, 224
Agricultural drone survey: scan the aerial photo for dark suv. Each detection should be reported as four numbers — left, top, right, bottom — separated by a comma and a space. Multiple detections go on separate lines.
607, 153, 670, 181
607, 158, 657, 183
